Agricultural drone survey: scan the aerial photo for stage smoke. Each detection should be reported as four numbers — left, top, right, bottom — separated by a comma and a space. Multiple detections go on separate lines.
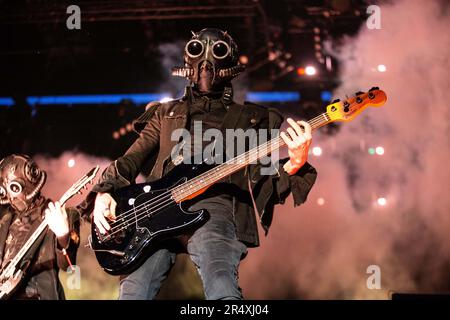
240, 0, 450, 299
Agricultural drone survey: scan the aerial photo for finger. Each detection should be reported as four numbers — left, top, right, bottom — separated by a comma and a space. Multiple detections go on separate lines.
98, 212, 111, 231
286, 127, 298, 141
94, 216, 106, 234
280, 132, 294, 147
96, 210, 110, 233
54, 202, 62, 215
48, 201, 55, 211
287, 118, 304, 137
298, 121, 312, 140
110, 199, 117, 221
44, 208, 51, 218
294, 133, 306, 146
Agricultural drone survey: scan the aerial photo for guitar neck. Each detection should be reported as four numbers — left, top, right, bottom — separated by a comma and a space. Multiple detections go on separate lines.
4, 194, 69, 274
171, 112, 330, 202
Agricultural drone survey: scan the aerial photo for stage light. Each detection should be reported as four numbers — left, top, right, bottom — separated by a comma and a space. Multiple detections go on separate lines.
268, 51, 278, 61
317, 197, 325, 206
305, 66, 317, 76
119, 127, 127, 136
312, 146, 322, 156
278, 61, 287, 68
0, 97, 14, 106
368, 147, 376, 155
27, 93, 171, 106
159, 97, 173, 103
321, 91, 332, 102
297, 67, 305, 75
67, 159, 75, 168
377, 197, 387, 206
112, 131, 120, 140
246, 92, 300, 102
375, 146, 385, 155
377, 64, 387, 72
239, 55, 249, 64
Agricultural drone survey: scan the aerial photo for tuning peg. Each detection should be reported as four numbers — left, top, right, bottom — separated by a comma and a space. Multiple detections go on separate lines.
343, 101, 350, 112
355, 91, 364, 96
369, 87, 379, 92
332, 99, 340, 104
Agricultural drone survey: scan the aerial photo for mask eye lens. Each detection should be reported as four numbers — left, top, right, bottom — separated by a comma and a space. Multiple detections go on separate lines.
8, 181, 22, 195
186, 40, 204, 58
212, 41, 230, 59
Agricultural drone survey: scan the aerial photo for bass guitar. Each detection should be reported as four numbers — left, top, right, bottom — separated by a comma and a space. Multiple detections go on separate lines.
90, 87, 387, 275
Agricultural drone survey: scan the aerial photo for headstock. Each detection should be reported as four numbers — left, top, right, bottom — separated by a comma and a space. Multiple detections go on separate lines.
326, 87, 387, 123
59, 165, 100, 205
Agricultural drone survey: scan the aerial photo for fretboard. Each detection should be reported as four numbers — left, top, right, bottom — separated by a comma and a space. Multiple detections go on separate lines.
171, 112, 330, 202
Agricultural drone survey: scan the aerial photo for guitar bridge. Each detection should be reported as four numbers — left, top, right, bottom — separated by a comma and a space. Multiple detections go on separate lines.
86, 236, 126, 257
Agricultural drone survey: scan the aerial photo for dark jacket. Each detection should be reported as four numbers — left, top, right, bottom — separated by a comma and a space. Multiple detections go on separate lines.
0, 199, 80, 300
92, 87, 317, 247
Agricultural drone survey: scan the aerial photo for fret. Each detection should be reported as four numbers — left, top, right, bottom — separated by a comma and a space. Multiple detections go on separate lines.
171, 113, 329, 202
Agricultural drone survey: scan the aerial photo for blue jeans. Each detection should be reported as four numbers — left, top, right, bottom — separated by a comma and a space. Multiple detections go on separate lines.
118, 196, 248, 300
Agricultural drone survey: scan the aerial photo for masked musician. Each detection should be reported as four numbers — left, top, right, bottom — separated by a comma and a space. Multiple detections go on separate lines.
0, 154, 80, 300
91, 28, 317, 300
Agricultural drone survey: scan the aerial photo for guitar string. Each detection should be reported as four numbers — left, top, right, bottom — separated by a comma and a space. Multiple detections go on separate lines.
110, 95, 378, 234
106, 138, 283, 235
105, 113, 328, 233
105, 113, 329, 234
105, 136, 289, 236
104, 118, 326, 236
106, 92, 384, 237
105, 112, 328, 231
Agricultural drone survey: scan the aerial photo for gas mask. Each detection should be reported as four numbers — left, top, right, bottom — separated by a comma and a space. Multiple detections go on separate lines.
0, 154, 46, 213
172, 28, 245, 93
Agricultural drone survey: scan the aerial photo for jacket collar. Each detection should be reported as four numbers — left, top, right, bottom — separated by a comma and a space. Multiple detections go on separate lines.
182, 85, 234, 108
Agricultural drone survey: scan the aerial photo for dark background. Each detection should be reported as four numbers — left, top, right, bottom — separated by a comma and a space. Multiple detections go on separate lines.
0, 0, 368, 160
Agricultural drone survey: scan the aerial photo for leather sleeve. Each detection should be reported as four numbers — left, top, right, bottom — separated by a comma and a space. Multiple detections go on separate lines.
91, 103, 162, 194
248, 108, 317, 231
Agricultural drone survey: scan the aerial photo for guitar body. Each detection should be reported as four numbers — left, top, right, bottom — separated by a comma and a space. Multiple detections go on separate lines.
90, 161, 212, 275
